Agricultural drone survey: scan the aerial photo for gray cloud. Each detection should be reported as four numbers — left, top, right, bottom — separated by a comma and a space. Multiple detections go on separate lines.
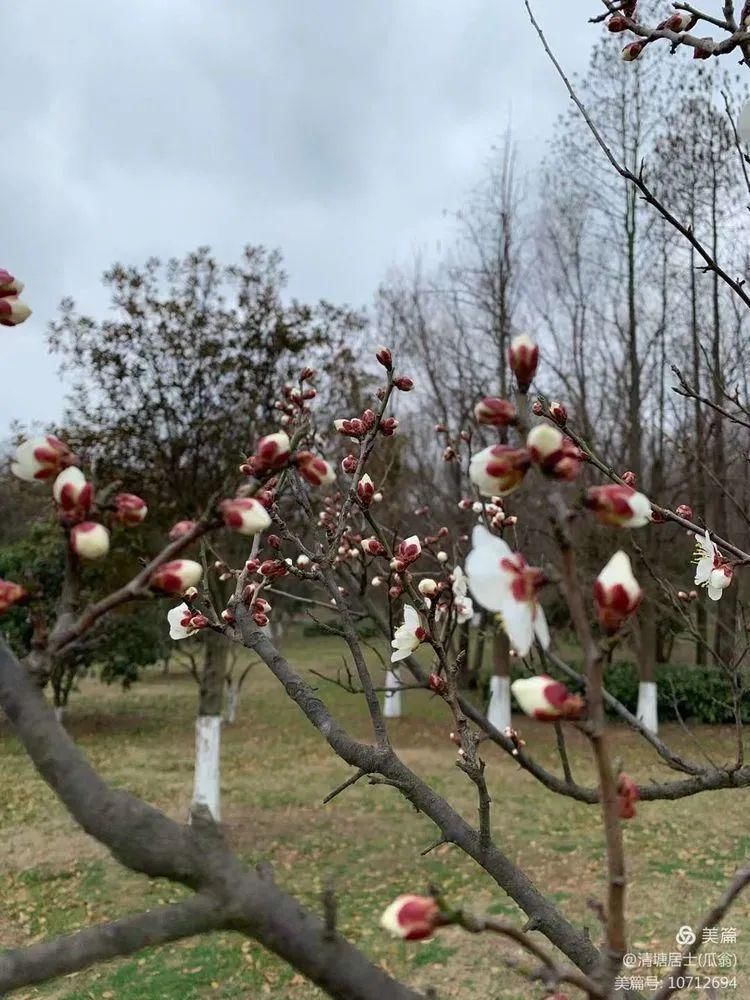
2, 0, 591, 432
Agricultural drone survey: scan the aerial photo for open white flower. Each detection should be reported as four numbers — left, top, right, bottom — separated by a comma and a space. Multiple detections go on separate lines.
465, 525, 549, 657
167, 603, 199, 640
391, 605, 425, 662
693, 530, 732, 600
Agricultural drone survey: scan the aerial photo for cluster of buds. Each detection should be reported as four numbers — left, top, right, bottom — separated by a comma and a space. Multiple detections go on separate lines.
0, 268, 32, 327
219, 497, 272, 536
391, 535, 421, 571
258, 558, 289, 580
241, 431, 290, 477
469, 444, 530, 497
593, 551, 642, 634
473, 397, 517, 428
617, 773, 640, 820
0, 579, 28, 615
272, 372, 318, 425
584, 484, 652, 528
526, 425, 583, 482
241, 583, 273, 626
508, 333, 539, 393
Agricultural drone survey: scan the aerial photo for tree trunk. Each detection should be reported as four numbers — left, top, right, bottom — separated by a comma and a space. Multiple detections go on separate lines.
191, 632, 228, 821
487, 628, 511, 731
636, 602, 658, 734
224, 679, 240, 725
383, 669, 402, 718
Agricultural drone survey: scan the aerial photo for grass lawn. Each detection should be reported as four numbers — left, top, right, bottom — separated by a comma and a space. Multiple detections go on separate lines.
1, 630, 749, 999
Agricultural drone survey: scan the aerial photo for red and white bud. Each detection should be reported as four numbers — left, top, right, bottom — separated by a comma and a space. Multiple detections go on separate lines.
0, 269, 23, 295
295, 451, 336, 487
219, 497, 272, 535
150, 559, 203, 593
380, 895, 441, 941
341, 454, 358, 474
70, 522, 110, 560
418, 578, 438, 597
658, 10, 695, 31
584, 485, 652, 528
357, 474, 375, 506
379, 416, 399, 436
622, 40, 646, 61
169, 520, 197, 540
507, 333, 539, 392
254, 431, 291, 471
362, 409, 378, 430
297, 554, 311, 569
510, 675, 584, 721
53, 467, 93, 514
593, 551, 642, 633
548, 401, 567, 425
474, 397, 517, 427
531, 400, 544, 416
0, 579, 28, 614
334, 417, 365, 438
376, 345, 393, 370
527, 425, 582, 481
113, 493, 148, 525
361, 536, 385, 556
393, 375, 414, 391
0, 295, 32, 327
397, 535, 421, 564
620, 470, 637, 488
675, 504, 693, 520
693, 38, 713, 58
11, 435, 75, 482
469, 444, 531, 497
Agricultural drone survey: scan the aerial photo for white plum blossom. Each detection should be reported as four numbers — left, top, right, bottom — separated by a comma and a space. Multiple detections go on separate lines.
693, 530, 733, 601
391, 605, 426, 662
167, 603, 199, 640
465, 525, 549, 657
451, 566, 474, 624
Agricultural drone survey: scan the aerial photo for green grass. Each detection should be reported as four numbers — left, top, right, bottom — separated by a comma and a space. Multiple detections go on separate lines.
1, 629, 750, 998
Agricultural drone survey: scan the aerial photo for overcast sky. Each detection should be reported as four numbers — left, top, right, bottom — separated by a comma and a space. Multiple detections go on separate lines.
2, 0, 592, 434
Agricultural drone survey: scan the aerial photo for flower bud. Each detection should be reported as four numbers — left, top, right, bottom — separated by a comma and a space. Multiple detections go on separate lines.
531, 400, 544, 416
254, 431, 291, 472
437, 551, 448, 563
0, 579, 28, 614
372, 491, 383, 503
169, 520, 197, 540
11, 435, 75, 482
189, 614, 210, 630
259, 559, 288, 579
362, 409, 378, 429
150, 559, 203, 593
397, 535, 421, 564
299, 366, 315, 381
334, 417, 365, 438
507, 333, 539, 392
267, 534, 281, 549
393, 375, 414, 391
470, 444, 531, 497
295, 450, 336, 487
548, 401, 567, 425
510, 676, 584, 721
70, 522, 110, 560
341, 454, 358, 474
0, 295, 32, 327
219, 497, 272, 535
380, 895, 441, 941
376, 346, 393, 370
621, 470, 637, 488
361, 536, 385, 556
617, 773, 640, 820
113, 493, 148, 525
584, 485, 651, 528
428, 672, 447, 694
53, 467, 93, 515
379, 417, 399, 436
607, 13, 629, 31
418, 578, 438, 597
693, 39, 712, 59
473, 397, 517, 427
709, 565, 733, 595
622, 40, 646, 60
658, 11, 695, 31
357, 474, 375, 506
0, 269, 23, 295
675, 504, 693, 520
245, 558, 260, 573
677, 590, 689, 601
593, 551, 642, 633
526, 425, 582, 481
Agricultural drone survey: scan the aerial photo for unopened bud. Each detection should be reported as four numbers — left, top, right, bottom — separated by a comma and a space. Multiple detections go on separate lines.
393, 375, 414, 391
376, 345, 393, 370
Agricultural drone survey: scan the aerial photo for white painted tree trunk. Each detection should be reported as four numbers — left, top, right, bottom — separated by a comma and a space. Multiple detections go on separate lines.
487, 675, 511, 732
636, 681, 658, 735
192, 716, 221, 820
54, 705, 65, 724
383, 670, 402, 718
224, 682, 240, 725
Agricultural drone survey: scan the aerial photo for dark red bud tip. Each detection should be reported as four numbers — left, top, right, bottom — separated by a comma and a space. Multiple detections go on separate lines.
376, 346, 393, 370
267, 534, 281, 549
393, 375, 414, 391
